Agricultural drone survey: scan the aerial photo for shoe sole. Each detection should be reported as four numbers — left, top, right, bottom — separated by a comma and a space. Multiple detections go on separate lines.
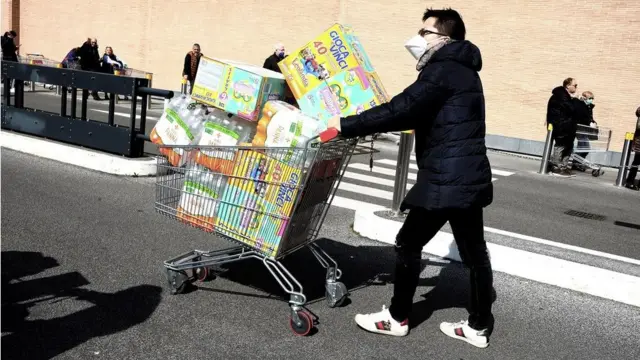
440, 330, 489, 348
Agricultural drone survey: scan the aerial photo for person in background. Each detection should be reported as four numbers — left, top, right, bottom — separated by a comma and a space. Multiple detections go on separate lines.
182, 43, 202, 94
546, 77, 578, 177
624, 106, 640, 191
572, 91, 596, 169
263, 43, 286, 73
1, 30, 19, 62
328, 7, 495, 348
61, 47, 81, 69
101, 46, 127, 100
78, 38, 102, 100
262, 43, 296, 106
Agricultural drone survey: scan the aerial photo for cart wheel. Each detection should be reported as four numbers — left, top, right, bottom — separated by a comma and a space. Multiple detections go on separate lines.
194, 266, 212, 282
325, 281, 349, 308
592, 169, 602, 177
289, 311, 313, 336
166, 269, 189, 295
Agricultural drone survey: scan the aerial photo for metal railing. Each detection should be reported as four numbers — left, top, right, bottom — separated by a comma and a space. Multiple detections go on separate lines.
1, 61, 172, 157
391, 131, 414, 216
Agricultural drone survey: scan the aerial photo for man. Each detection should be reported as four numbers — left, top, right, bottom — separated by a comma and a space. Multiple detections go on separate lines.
263, 43, 286, 73
546, 78, 578, 177
572, 91, 596, 168
182, 43, 202, 94
1, 30, 18, 62
78, 38, 102, 100
328, 8, 494, 348
625, 106, 640, 191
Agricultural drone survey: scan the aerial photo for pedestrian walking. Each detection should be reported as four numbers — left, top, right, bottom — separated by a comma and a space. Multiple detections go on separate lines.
328, 7, 494, 348
624, 106, 640, 191
546, 78, 579, 177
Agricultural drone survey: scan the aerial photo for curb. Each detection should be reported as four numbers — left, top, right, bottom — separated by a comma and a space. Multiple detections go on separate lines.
1, 131, 158, 176
352, 206, 640, 308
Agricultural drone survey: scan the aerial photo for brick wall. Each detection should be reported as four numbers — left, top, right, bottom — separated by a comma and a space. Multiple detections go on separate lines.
9, 0, 640, 151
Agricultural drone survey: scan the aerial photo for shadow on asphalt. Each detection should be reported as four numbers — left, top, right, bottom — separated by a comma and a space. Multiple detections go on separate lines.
1, 250, 163, 360
192, 238, 497, 330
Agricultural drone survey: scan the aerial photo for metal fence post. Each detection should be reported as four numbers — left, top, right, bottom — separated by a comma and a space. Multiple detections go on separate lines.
181, 78, 188, 94
114, 69, 121, 104
391, 130, 414, 216
615, 132, 634, 187
538, 123, 554, 174
146, 73, 153, 109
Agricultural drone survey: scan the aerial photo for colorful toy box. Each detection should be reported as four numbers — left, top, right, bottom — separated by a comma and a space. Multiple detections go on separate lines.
191, 57, 286, 122
278, 23, 389, 123
215, 150, 302, 257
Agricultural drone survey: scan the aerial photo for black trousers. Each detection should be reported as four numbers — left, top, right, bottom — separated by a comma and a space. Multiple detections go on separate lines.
388, 207, 494, 330
626, 152, 640, 185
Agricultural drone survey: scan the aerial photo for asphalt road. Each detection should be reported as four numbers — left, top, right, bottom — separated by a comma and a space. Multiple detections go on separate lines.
3, 149, 640, 360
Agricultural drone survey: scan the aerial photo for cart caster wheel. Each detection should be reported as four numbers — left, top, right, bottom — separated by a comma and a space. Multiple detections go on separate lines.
289, 311, 313, 336
166, 269, 189, 295
194, 266, 213, 282
592, 169, 602, 177
325, 281, 349, 308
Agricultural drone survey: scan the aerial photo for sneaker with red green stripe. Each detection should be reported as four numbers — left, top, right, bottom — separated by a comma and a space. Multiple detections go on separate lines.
354, 305, 409, 336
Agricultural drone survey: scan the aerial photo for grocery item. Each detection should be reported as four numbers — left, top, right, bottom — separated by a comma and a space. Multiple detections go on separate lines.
176, 165, 227, 232
195, 108, 255, 174
215, 150, 303, 257
151, 95, 207, 167
191, 57, 286, 122
252, 101, 326, 166
278, 23, 389, 123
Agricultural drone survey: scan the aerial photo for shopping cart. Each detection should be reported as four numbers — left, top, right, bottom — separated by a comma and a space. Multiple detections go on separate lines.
155, 128, 363, 336
18, 53, 61, 91
571, 123, 612, 177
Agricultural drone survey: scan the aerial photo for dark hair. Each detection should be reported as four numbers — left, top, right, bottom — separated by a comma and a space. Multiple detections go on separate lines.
562, 77, 574, 87
422, 8, 466, 40
9, 30, 17, 37
636, 106, 640, 118
193, 43, 200, 48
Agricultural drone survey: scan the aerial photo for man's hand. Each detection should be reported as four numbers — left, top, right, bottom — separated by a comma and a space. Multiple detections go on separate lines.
327, 115, 341, 132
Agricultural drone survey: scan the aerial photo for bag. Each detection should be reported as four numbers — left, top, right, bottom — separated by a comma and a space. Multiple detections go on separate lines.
587, 121, 599, 141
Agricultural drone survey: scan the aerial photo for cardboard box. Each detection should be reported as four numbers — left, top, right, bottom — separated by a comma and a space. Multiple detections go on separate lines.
191, 57, 286, 121
215, 150, 302, 257
278, 23, 389, 122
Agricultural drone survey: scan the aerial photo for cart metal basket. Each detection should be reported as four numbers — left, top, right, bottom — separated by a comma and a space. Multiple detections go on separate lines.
155, 129, 362, 335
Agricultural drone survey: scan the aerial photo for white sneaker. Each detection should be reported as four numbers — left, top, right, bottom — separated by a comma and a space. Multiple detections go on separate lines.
440, 320, 489, 348
354, 305, 409, 336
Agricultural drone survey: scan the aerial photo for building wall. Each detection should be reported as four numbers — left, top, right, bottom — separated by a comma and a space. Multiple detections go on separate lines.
5, 0, 640, 151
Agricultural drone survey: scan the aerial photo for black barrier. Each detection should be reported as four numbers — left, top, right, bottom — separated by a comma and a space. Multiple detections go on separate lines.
1, 61, 172, 158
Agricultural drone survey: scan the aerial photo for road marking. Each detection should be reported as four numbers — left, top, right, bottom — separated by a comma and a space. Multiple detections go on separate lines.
330, 196, 385, 212
375, 158, 515, 177
349, 163, 417, 180
484, 226, 640, 266
338, 182, 394, 200
342, 171, 414, 189
92, 109, 159, 121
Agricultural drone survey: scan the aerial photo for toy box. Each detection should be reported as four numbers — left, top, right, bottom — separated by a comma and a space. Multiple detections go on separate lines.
215, 150, 302, 257
296, 66, 389, 124
278, 23, 389, 121
191, 57, 286, 122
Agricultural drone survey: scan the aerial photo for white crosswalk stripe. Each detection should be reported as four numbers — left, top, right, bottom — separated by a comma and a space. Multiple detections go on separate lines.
329, 157, 516, 212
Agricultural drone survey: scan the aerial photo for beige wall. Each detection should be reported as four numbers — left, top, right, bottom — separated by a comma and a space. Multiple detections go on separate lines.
5, 0, 640, 151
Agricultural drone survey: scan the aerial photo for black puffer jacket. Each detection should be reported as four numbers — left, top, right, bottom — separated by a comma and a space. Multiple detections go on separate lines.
78, 42, 100, 71
341, 40, 492, 211
546, 87, 576, 142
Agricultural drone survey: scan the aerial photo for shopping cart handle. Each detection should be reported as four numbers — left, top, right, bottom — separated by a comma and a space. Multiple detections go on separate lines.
319, 128, 340, 143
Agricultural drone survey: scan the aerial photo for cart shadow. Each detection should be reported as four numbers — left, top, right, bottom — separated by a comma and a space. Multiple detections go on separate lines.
1, 250, 163, 360
195, 238, 496, 328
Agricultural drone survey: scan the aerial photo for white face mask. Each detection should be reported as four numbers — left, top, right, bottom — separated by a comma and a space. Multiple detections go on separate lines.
404, 35, 428, 60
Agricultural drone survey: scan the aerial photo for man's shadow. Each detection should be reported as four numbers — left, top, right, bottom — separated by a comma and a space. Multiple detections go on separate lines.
1, 251, 163, 360
193, 238, 497, 327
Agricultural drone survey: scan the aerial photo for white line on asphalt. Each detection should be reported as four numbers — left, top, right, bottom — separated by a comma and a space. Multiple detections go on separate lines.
342, 171, 414, 189
374, 158, 515, 177
484, 226, 640, 266
338, 182, 394, 200
347, 163, 497, 182
92, 109, 159, 121
330, 196, 385, 212
349, 163, 417, 180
